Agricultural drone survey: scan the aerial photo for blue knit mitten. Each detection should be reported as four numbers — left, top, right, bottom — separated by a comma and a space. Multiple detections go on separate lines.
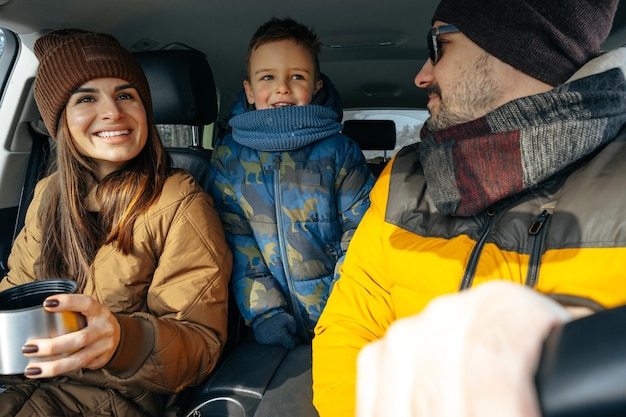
254, 312, 301, 349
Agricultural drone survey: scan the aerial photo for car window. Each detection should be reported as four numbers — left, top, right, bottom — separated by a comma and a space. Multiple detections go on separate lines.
155, 121, 215, 149
343, 109, 429, 160
156, 124, 196, 148
0, 28, 18, 106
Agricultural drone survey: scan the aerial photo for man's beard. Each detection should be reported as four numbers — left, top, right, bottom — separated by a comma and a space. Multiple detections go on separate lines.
426, 52, 503, 131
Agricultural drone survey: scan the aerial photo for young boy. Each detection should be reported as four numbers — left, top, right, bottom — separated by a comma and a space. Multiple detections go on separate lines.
209, 17, 374, 349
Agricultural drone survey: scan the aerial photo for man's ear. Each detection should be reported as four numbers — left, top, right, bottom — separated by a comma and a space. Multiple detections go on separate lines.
243, 80, 255, 105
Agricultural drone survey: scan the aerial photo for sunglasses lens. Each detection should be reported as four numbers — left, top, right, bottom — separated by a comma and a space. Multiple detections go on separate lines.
426, 24, 459, 64
427, 31, 436, 63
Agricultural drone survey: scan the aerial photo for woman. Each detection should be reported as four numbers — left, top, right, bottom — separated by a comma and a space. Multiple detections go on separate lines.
0, 29, 232, 417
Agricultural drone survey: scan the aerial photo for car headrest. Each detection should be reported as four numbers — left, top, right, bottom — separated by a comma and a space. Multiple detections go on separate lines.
342, 119, 397, 151
134, 49, 218, 126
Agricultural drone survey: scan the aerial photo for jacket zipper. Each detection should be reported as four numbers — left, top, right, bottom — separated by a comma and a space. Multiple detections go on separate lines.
525, 207, 553, 287
458, 208, 496, 290
273, 154, 310, 342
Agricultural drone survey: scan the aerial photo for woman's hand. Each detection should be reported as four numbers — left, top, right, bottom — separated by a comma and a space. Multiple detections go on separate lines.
21, 293, 121, 378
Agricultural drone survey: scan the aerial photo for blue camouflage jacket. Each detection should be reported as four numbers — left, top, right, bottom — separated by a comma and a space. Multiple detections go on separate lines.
209, 76, 375, 340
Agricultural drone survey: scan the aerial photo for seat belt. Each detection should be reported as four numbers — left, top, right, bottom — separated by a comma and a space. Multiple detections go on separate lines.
12, 125, 51, 242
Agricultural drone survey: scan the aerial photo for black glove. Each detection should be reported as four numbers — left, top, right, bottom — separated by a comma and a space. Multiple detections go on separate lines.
254, 312, 301, 349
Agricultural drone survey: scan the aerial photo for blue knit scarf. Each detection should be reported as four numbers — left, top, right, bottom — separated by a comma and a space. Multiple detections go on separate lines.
229, 105, 343, 152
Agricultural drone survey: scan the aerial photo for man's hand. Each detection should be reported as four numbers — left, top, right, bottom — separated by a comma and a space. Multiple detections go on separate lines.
357, 281, 572, 417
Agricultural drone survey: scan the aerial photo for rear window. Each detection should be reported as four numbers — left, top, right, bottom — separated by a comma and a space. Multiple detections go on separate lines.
343, 109, 428, 160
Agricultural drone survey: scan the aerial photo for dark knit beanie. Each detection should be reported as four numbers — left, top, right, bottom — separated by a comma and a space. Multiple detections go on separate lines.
33, 29, 152, 139
432, 0, 619, 86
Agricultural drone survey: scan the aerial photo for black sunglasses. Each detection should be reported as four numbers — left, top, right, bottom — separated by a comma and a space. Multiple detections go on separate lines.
427, 24, 459, 65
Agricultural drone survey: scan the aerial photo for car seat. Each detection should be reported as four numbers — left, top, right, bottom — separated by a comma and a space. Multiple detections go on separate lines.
139, 50, 321, 417
134, 49, 217, 191
134, 48, 246, 358
136, 49, 319, 417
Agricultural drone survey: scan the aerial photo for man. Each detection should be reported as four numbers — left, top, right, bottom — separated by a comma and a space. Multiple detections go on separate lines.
312, 0, 626, 416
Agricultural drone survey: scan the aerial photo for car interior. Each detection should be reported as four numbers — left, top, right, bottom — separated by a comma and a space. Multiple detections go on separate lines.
0, 0, 624, 416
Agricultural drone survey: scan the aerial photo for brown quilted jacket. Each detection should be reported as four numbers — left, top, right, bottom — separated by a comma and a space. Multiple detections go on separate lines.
0, 171, 232, 417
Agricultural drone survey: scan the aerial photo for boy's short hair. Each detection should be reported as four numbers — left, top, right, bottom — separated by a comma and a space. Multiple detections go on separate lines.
246, 17, 322, 81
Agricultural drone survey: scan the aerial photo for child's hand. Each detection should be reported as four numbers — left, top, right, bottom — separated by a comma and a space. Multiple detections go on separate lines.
254, 312, 301, 349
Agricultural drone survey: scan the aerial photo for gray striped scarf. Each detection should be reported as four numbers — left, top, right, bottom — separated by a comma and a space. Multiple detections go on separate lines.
419, 65, 626, 217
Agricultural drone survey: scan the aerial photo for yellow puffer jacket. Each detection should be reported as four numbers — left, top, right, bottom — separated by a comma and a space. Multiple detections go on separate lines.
312, 129, 626, 417
0, 171, 232, 417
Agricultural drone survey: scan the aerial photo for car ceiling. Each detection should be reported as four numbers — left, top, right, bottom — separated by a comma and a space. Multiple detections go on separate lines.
0, 0, 625, 121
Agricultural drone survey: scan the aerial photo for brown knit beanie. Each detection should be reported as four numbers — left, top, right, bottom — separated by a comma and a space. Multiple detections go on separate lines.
432, 0, 620, 86
33, 29, 152, 139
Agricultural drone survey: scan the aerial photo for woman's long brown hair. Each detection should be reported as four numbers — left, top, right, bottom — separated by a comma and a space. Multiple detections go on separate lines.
37, 111, 171, 291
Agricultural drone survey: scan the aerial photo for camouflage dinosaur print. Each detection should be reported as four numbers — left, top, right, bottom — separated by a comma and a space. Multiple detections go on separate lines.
210, 132, 374, 338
